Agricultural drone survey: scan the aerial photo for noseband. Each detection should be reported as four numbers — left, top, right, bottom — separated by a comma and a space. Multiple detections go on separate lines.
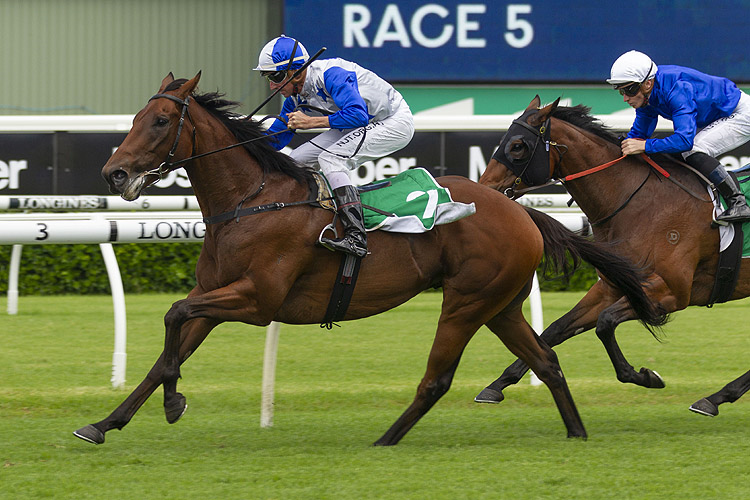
145, 93, 196, 180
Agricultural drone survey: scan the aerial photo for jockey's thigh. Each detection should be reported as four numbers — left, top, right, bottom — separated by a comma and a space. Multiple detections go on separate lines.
684, 91, 750, 158
318, 101, 415, 176
289, 130, 347, 169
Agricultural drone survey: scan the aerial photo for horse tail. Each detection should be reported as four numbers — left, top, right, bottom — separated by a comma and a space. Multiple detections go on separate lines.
523, 206, 669, 335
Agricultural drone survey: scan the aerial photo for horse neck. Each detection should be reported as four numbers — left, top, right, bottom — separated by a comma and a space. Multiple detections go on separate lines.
182, 107, 299, 219
552, 119, 640, 223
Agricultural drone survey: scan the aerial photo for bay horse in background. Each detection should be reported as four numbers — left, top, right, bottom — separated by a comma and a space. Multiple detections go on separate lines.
74, 75, 666, 446
477, 95, 750, 417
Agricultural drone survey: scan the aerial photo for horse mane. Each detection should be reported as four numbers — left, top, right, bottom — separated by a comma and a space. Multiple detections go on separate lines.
551, 105, 621, 145
165, 79, 314, 185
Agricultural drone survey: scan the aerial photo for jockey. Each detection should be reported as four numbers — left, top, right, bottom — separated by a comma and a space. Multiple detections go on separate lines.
254, 35, 415, 257
608, 50, 750, 223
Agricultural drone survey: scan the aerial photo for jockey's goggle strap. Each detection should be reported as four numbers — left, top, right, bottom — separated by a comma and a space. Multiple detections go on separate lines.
260, 40, 300, 84
613, 62, 654, 97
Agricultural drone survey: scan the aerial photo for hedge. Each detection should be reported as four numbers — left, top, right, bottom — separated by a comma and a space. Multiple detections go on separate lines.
0, 243, 203, 295
0, 242, 600, 296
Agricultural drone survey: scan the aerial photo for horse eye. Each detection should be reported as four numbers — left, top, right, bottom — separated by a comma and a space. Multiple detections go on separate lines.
155, 116, 169, 127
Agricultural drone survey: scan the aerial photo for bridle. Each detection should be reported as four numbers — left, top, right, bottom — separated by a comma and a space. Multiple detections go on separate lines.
492, 113, 568, 197
143, 93, 196, 181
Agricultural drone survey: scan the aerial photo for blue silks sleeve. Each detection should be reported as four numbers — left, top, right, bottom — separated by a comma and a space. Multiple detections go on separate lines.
323, 67, 370, 130
265, 97, 296, 150
627, 106, 659, 141
644, 82, 698, 154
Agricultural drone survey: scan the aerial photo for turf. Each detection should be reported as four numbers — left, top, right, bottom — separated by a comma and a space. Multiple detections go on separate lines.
1, 292, 748, 499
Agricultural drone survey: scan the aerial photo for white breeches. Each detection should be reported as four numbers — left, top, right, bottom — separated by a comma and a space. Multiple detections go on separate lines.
684, 91, 750, 158
289, 99, 414, 177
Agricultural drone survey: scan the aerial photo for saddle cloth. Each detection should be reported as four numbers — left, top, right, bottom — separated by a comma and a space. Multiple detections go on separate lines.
317, 168, 476, 233
715, 168, 750, 256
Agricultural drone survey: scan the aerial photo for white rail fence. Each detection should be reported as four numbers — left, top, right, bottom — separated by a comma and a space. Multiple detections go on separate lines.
2, 193, 584, 425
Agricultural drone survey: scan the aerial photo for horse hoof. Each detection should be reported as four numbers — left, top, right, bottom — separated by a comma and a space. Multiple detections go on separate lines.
73, 424, 105, 445
639, 367, 666, 389
165, 393, 188, 424
567, 431, 588, 441
474, 387, 505, 404
689, 398, 718, 417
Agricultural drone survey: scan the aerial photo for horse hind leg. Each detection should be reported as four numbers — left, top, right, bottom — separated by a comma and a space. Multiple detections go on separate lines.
595, 297, 665, 389
373, 308, 482, 446
485, 311, 587, 439
475, 281, 611, 404
690, 369, 750, 417
73, 317, 219, 444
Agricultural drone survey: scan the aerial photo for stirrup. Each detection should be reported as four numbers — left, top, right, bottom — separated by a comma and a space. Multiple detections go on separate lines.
319, 234, 368, 258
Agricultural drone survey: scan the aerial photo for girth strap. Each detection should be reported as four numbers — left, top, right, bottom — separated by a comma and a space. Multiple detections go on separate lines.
321, 253, 362, 329
708, 172, 744, 306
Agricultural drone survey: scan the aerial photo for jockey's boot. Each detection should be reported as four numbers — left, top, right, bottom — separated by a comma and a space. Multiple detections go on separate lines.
716, 177, 750, 223
320, 185, 368, 257
686, 152, 750, 224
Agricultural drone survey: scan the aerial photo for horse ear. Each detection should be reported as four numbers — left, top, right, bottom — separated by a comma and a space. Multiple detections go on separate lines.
540, 97, 561, 116
527, 95, 541, 110
159, 72, 175, 92
528, 97, 562, 126
177, 71, 202, 98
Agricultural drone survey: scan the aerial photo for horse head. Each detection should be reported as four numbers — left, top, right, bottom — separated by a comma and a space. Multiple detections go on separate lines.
102, 72, 202, 200
479, 95, 561, 197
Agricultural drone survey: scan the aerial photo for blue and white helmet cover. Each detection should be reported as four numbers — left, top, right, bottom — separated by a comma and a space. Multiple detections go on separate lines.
254, 35, 310, 72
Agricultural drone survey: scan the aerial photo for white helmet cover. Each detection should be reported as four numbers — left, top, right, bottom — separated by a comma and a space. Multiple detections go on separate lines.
254, 35, 310, 72
607, 50, 658, 85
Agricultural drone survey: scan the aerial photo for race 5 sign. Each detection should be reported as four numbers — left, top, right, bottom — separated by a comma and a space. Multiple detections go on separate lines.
283, 0, 750, 83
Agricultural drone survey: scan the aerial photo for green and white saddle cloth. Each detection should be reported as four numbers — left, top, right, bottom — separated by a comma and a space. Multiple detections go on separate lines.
358, 168, 476, 233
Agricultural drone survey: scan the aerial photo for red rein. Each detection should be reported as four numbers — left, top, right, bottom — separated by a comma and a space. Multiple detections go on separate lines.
562, 153, 670, 182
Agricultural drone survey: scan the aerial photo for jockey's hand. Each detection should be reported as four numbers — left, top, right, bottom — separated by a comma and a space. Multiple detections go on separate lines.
286, 111, 330, 131
621, 138, 647, 156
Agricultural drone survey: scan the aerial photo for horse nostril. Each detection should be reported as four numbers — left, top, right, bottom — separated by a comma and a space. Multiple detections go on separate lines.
110, 169, 128, 185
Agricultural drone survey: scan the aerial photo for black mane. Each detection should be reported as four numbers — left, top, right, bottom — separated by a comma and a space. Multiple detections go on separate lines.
551, 105, 621, 145
168, 79, 314, 185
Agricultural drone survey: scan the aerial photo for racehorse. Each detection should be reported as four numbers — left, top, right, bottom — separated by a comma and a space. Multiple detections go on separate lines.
74, 75, 664, 446
476, 95, 750, 417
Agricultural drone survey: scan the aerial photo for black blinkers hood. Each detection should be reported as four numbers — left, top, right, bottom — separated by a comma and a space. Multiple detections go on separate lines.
490, 109, 552, 187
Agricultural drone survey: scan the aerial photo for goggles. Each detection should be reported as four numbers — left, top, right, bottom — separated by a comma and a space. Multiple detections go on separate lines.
613, 61, 655, 97
261, 70, 288, 84
259, 39, 300, 85
615, 81, 642, 97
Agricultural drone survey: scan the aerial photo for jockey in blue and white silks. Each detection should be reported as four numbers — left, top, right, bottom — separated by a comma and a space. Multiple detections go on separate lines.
608, 50, 750, 224
254, 35, 414, 257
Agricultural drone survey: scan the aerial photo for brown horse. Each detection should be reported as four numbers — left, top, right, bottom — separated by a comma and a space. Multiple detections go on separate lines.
477, 95, 750, 417
74, 76, 663, 446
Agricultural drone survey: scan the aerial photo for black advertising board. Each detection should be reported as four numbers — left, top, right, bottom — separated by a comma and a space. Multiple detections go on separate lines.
2, 130, 750, 196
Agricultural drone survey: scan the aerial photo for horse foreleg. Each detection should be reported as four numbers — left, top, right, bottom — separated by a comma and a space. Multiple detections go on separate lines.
475, 282, 610, 403
690, 369, 750, 417
485, 311, 587, 439
73, 317, 218, 444
159, 284, 266, 425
